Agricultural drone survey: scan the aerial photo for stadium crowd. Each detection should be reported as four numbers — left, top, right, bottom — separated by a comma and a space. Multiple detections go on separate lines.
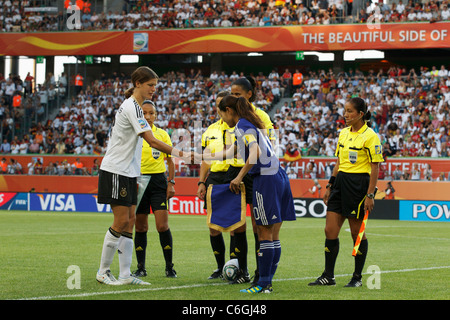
1, 0, 450, 32
1, 63, 450, 179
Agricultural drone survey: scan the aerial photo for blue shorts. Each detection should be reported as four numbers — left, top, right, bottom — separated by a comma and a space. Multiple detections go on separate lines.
252, 168, 296, 226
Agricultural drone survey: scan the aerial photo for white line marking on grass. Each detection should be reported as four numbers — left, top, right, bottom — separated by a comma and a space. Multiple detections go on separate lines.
15, 266, 450, 300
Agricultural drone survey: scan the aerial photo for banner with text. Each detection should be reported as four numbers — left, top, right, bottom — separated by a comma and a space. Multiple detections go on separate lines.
1, 22, 449, 56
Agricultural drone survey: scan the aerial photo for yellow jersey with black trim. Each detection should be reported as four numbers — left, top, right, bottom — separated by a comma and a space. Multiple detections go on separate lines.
335, 123, 384, 174
226, 104, 276, 167
141, 124, 172, 174
202, 119, 230, 172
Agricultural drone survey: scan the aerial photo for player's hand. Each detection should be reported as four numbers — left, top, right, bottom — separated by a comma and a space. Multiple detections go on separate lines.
229, 178, 242, 194
323, 188, 331, 205
364, 197, 374, 213
197, 183, 206, 200
193, 152, 203, 164
167, 184, 175, 200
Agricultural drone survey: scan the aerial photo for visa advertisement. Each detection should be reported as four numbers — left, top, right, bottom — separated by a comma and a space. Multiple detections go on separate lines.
1, 192, 449, 222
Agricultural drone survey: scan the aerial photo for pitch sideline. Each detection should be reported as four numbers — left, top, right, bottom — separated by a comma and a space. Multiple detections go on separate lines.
16, 265, 450, 300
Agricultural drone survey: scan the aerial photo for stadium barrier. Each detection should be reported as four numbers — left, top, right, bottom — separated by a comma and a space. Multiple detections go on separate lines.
1, 192, 448, 222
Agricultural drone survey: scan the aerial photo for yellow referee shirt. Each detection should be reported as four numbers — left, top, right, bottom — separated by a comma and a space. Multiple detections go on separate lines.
226, 104, 276, 167
335, 123, 384, 174
202, 119, 230, 172
141, 124, 172, 174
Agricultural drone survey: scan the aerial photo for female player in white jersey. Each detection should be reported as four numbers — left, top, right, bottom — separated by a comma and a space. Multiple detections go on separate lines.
215, 95, 296, 293
96, 66, 192, 285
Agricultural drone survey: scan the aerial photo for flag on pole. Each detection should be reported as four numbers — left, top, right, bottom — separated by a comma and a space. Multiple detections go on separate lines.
206, 183, 247, 232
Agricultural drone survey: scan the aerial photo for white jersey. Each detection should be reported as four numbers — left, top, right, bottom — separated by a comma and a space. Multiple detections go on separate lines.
100, 97, 151, 177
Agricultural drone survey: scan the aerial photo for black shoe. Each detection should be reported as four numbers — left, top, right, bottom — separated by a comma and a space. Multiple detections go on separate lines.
132, 268, 147, 277
344, 275, 362, 287
165, 264, 177, 278
251, 270, 259, 286
308, 273, 336, 286
230, 269, 251, 284
208, 268, 223, 280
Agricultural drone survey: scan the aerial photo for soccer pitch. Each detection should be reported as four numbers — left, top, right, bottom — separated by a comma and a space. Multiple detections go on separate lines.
0, 210, 448, 301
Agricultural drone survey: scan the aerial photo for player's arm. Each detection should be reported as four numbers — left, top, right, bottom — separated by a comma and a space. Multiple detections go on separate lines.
166, 155, 175, 199
197, 161, 210, 200
364, 162, 379, 213
140, 130, 196, 163
229, 142, 260, 194
323, 158, 339, 205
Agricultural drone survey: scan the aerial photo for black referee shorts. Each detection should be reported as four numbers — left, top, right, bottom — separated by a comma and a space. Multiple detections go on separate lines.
97, 169, 138, 207
203, 171, 227, 209
223, 165, 253, 205
326, 171, 370, 220
136, 173, 168, 214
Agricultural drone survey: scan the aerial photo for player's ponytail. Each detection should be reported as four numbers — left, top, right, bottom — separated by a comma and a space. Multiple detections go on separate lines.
219, 95, 265, 131
349, 97, 371, 127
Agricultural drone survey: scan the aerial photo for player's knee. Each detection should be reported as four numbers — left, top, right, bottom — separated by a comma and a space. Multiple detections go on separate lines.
156, 222, 169, 233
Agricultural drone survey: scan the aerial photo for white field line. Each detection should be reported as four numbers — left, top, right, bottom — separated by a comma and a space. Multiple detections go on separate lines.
15, 265, 450, 300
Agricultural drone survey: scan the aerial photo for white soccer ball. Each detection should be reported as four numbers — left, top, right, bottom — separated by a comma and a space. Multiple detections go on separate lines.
222, 259, 239, 281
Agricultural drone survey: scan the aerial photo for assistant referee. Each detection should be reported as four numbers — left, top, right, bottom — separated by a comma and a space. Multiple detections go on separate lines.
309, 97, 384, 288
133, 100, 177, 278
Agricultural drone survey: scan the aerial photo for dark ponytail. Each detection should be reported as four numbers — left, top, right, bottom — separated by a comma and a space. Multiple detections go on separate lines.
349, 97, 371, 126
125, 66, 159, 99
219, 95, 265, 130
232, 76, 257, 102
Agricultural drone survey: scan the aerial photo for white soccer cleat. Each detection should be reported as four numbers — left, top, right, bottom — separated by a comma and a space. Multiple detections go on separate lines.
96, 270, 122, 285
118, 275, 151, 285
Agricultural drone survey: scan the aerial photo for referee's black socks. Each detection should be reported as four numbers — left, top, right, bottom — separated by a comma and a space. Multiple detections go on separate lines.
210, 233, 226, 269
353, 239, 368, 279
134, 231, 147, 270
159, 229, 173, 267
324, 238, 339, 278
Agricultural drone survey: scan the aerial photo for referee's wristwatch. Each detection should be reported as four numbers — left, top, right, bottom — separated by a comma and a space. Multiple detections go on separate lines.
168, 179, 175, 185
367, 193, 375, 199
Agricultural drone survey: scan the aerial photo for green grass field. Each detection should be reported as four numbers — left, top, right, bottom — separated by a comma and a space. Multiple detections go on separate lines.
0, 210, 449, 301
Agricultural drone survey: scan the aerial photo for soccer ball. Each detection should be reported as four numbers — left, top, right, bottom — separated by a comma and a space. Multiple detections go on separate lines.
222, 259, 239, 281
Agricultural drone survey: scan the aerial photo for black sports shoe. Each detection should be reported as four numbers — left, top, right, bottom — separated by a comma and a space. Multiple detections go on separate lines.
308, 273, 336, 286
132, 268, 147, 278
165, 264, 177, 278
230, 269, 251, 284
208, 268, 223, 280
344, 276, 362, 287
251, 270, 259, 286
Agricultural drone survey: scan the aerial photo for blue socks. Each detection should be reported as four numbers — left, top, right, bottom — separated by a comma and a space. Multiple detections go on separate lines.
257, 240, 281, 287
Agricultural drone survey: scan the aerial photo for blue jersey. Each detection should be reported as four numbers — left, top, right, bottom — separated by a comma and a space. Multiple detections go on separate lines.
234, 118, 279, 176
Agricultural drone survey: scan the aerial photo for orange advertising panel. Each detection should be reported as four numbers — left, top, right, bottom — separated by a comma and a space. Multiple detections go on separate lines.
1, 22, 449, 56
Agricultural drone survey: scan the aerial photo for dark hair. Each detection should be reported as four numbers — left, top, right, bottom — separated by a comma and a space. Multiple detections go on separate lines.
217, 90, 231, 98
349, 97, 371, 125
218, 95, 265, 130
232, 76, 257, 102
125, 67, 159, 99
142, 100, 156, 107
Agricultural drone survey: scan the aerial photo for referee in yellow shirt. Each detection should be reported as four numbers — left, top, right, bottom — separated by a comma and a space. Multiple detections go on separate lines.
309, 97, 384, 287
133, 100, 177, 278
224, 76, 277, 285
197, 91, 234, 280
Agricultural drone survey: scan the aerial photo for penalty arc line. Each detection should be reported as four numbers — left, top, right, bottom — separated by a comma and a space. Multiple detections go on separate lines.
16, 265, 450, 300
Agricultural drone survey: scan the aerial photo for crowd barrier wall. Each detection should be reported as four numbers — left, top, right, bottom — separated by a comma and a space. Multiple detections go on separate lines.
1, 22, 450, 56
1, 192, 448, 222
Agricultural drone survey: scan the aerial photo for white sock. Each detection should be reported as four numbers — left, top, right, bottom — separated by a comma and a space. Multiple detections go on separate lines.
99, 228, 120, 274
118, 234, 133, 279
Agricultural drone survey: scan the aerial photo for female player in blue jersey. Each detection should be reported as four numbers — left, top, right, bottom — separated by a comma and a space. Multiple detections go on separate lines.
216, 95, 296, 293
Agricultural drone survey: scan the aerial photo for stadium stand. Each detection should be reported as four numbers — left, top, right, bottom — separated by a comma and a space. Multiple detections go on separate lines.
1, 64, 449, 179
1, 0, 449, 32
